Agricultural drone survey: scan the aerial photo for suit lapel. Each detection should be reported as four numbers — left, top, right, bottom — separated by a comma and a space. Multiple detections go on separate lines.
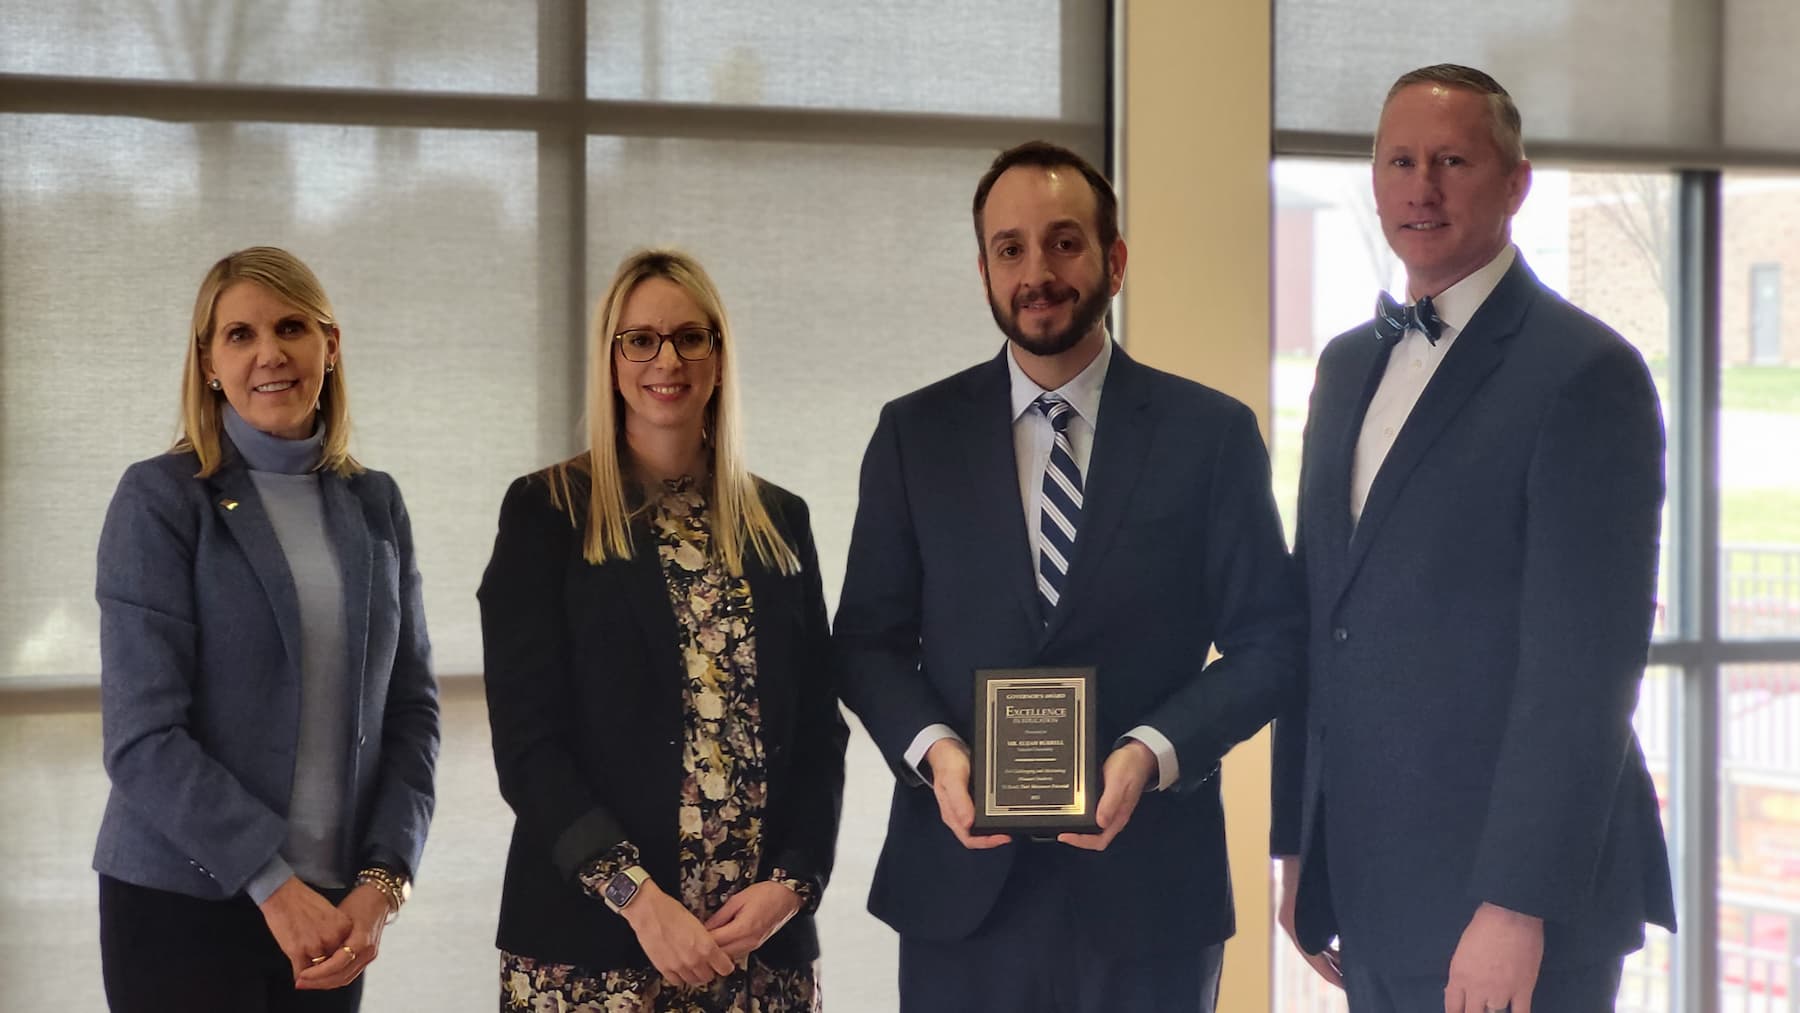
319, 472, 372, 707
1043, 347, 1153, 645
620, 520, 687, 677
209, 464, 303, 677
960, 352, 1043, 633
1317, 333, 1388, 573
1341, 259, 1538, 592
742, 548, 796, 745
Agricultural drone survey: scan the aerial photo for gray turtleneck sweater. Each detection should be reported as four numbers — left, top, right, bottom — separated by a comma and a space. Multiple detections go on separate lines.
223, 407, 352, 904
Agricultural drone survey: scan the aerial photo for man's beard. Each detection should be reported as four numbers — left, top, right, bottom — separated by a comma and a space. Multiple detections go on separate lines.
988, 268, 1110, 358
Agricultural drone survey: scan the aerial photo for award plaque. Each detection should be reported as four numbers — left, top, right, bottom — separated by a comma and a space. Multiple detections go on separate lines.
970, 666, 1099, 836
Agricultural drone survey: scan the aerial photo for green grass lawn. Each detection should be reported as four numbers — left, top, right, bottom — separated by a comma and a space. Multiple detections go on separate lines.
1724, 488, 1800, 547
1725, 364, 1800, 414
1640, 362, 1800, 414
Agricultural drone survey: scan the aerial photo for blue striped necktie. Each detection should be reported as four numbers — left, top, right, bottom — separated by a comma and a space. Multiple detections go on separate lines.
1034, 393, 1084, 618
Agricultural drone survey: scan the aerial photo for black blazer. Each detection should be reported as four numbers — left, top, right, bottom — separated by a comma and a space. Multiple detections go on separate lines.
477, 470, 848, 971
835, 345, 1304, 954
1271, 256, 1678, 975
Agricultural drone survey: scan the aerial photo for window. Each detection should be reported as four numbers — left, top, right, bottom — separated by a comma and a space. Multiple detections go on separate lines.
1713, 173, 1800, 1012
1749, 264, 1782, 366
0, 5, 1108, 1010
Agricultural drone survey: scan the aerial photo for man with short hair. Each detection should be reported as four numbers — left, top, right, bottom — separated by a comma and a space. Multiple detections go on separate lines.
1272, 65, 1677, 1013
834, 140, 1305, 1012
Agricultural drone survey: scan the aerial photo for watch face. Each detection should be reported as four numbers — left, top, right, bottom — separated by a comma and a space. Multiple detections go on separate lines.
604, 871, 640, 909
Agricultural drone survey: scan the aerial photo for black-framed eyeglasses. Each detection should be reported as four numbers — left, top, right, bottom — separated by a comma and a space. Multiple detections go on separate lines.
613, 327, 718, 362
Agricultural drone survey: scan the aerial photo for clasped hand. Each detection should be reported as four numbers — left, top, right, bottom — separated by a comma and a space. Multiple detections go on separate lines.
259, 877, 391, 990
623, 879, 801, 988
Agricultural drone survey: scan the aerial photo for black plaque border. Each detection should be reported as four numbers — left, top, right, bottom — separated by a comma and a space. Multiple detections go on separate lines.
970, 666, 1099, 835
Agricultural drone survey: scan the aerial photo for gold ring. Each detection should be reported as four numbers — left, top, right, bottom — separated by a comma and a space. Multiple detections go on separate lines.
309, 954, 328, 966
342, 946, 356, 961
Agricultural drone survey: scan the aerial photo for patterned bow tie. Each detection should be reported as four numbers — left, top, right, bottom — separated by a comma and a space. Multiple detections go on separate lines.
1375, 291, 1444, 345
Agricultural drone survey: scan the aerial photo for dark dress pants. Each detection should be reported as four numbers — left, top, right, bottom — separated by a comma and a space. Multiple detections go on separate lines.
99, 874, 365, 1013
1342, 955, 1625, 1013
899, 842, 1225, 1013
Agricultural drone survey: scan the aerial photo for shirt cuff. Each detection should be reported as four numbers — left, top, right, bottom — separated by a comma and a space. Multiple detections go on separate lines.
903, 724, 964, 786
764, 867, 820, 914
245, 854, 296, 906
576, 841, 644, 904
1120, 726, 1179, 791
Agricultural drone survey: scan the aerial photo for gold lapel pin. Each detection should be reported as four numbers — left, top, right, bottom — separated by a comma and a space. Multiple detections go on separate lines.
220, 499, 240, 511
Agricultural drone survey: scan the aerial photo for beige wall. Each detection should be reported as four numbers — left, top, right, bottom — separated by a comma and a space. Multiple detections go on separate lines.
1121, 2, 1276, 1011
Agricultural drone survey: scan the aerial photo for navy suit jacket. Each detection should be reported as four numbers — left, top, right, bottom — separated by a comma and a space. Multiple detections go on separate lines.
835, 344, 1304, 953
93, 446, 440, 899
1271, 256, 1678, 974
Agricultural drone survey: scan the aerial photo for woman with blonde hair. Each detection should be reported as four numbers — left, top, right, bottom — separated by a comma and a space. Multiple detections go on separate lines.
479, 248, 847, 1011
94, 246, 440, 1011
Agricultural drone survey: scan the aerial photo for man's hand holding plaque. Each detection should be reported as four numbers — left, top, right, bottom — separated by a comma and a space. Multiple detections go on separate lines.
924, 738, 1014, 850
1056, 740, 1157, 851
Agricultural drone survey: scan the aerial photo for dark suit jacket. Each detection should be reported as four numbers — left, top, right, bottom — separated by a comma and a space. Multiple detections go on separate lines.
1271, 256, 1678, 975
478, 470, 848, 971
835, 344, 1304, 953
93, 446, 440, 898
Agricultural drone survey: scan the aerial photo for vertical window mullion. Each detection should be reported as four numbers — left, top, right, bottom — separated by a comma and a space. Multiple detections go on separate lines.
536, 0, 587, 463
1671, 167, 1723, 1013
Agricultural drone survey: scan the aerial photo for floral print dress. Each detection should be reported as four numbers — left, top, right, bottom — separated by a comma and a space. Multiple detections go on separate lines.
501, 479, 820, 1013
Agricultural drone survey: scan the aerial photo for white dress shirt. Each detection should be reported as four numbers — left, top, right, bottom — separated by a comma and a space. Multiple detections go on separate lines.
1352, 245, 1516, 523
903, 336, 1180, 792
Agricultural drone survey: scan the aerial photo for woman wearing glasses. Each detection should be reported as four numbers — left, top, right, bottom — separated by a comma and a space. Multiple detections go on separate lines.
479, 249, 848, 1012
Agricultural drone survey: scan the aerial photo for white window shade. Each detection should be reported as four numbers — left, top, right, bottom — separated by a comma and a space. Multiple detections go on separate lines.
0, 115, 555, 680
1723, 0, 1800, 154
588, 0, 1107, 120
1277, 0, 1800, 164
0, 1, 538, 93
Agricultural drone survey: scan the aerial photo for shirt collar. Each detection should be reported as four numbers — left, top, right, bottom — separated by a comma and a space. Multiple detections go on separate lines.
222, 403, 324, 475
1007, 331, 1113, 426
1423, 244, 1516, 335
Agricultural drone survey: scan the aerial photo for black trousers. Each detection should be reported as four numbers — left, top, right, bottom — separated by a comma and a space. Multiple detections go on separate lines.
99, 874, 364, 1013
1342, 955, 1625, 1013
898, 844, 1225, 1013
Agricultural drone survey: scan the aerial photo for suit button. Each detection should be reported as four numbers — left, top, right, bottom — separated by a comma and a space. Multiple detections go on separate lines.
1332, 627, 1350, 643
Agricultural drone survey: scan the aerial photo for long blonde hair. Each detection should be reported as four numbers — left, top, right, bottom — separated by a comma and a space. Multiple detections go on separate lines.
173, 246, 361, 477
548, 249, 797, 576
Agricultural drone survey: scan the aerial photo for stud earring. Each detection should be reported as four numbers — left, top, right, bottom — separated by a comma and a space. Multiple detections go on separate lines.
325, 361, 335, 374
208, 378, 222, 391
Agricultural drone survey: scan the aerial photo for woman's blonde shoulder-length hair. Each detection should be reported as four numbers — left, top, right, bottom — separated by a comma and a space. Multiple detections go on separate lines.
173, 246, 361, 478
547, 248, 798, 577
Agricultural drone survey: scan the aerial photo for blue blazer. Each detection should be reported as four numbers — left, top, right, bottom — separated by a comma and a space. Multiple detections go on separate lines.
93, 445, 440, 900
1271, 256, 1677, 974
835, 344, 1305, 953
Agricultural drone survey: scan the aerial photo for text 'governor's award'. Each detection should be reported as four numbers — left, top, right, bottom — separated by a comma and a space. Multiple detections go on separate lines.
970, 667, 1099, 836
